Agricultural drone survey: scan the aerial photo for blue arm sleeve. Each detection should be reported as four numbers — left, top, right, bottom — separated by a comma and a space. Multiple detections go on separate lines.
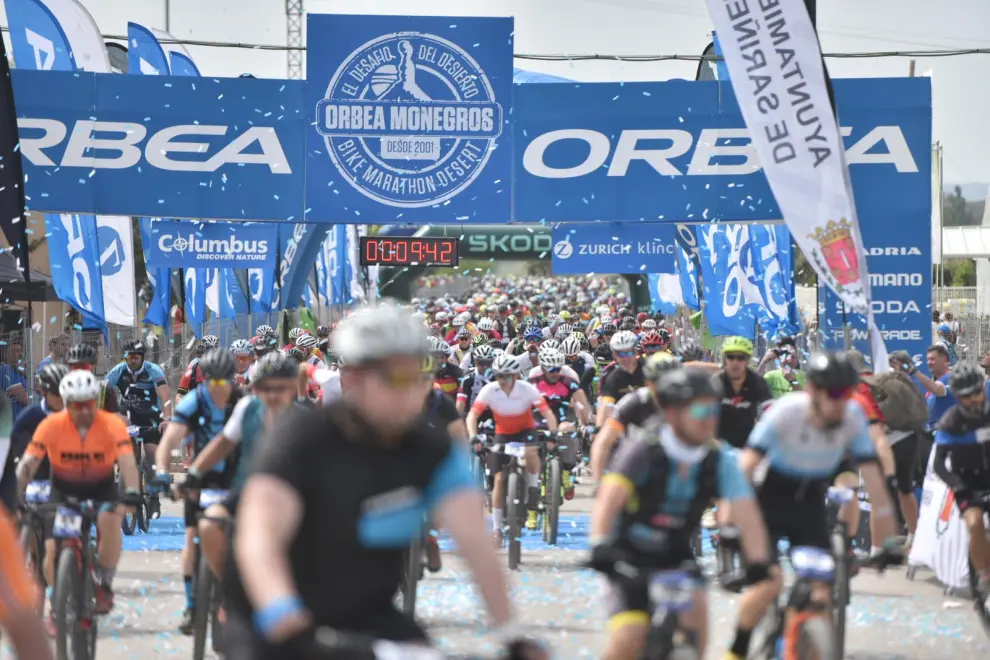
172, 390, 200, 426
105, 364, 122, 388
423, 443, 479, 510
935, 429, 972, 446
716, 448, 754, 501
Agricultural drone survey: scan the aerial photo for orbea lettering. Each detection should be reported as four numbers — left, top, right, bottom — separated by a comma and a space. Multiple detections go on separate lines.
17, 119, 292, 174
522, 126, 918, 179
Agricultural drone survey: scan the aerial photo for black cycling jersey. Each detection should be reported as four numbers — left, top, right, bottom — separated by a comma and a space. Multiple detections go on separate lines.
599, 359, 646, 405
933, 403, 990, 493
222, 402, 475, 652
716, 368, 772, 449
609, 387, 662, 433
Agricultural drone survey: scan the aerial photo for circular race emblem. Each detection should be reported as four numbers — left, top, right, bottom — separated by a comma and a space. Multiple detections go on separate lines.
553, 237, 574, 260
316, 31, 503, 208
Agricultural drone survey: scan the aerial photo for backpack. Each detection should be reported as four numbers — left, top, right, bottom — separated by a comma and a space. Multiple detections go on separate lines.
866, 371, 929, 432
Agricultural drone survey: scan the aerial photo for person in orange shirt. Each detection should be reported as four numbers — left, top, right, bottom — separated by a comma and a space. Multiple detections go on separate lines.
0, 502, 54, 659
16, 370, 141, 618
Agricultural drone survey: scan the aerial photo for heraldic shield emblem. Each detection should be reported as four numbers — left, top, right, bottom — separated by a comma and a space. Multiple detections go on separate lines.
810, 218, 861, 287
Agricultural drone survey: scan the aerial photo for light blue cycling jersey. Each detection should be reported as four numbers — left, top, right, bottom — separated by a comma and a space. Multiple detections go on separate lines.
105, 360, 168, 421
747, 392, 877, 479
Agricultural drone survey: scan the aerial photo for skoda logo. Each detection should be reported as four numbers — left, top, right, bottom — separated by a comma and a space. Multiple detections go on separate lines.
553, 237, 574, 260
316, 31, 503, 208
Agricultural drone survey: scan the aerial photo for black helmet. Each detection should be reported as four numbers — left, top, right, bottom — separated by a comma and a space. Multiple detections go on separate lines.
252, 352, 298, 384
619, 317, 637, 331
285, 347, 305, 364
38, 363, 70, 394
950, 362, 985, 398
66, 343, 97, 365
199, 348, 237, 380
316, 325, 331, 338
122, 339, 145, 355
677, 340, 705, 363
656, 367, 723, 408
805, 352, 859, 391
593, 343, 612, 365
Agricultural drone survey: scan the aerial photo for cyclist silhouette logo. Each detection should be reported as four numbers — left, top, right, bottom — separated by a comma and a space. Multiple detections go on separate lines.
317, 30, 503, 208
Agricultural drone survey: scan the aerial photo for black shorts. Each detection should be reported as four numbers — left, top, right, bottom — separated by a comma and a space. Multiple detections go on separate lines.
603, 549, 701, 624
221, 491, 241, 518
758, 471, 830, 563
50, 481, 120, 507
223, 605, 427, 660
890, 431, 919, 494
489, 431, 541, 473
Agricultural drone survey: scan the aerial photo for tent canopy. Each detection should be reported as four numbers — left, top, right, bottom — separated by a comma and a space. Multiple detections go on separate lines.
0, 252, 58, 302
942, 227, 990, 258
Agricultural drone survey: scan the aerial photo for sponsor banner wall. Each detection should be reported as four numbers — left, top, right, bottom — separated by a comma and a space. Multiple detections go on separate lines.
9, 71, 928, 227
144, 220, 277, 269
304, 14, 514, 224
551, 223, 676, 275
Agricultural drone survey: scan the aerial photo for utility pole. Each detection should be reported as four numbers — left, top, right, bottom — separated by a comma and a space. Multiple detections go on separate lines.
286, 0, 304, 79
164, 0, 170, 32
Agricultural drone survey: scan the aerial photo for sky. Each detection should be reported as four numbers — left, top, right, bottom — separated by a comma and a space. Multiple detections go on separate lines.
2, 0, 988, 189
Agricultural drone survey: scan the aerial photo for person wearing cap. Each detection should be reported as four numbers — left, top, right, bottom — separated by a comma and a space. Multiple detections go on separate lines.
934, 323, 959, 365
760, 341, 806, 399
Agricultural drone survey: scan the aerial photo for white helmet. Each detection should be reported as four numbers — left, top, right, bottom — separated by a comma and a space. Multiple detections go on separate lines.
491, 353, 520, 376
641, 319, 657, 330
555, 323, 573, 338
59, 369, 100, 403
435, 311, 449, 322
473, 344, 495, 361
610, 330, 638, 352
478, 317, 495, 331
597, 305, 610, 316
432, 339, 452, 358
541, 338, 562, 352
492, 348, 506, 358
332, 305, 431, 366
452, 313, 468, 327
295, 333, 317, 349
560, 335, 582, 357
538, 346, 566, 369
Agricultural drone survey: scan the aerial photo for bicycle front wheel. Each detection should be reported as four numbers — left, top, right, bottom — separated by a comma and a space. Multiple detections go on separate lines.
506, 470, 522, 571
543, 458, 561, 546
54, 546, 90, 660
796, 615, 837, 660
831, 529, 850, 658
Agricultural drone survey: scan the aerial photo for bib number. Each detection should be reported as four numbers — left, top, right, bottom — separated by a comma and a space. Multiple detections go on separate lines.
199, 489, 229, 509
53, 508, 83, 539
503, 442, 528, 458
976, 428, 990, 444
25, 481, 51, 504
649, 570, 696, 613
790, 546, 836, 581
127, 425, 142, 439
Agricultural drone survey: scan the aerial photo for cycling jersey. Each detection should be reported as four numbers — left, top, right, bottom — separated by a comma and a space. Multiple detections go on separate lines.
452, 345, 471, 367
223, 396, 268, 491
934, 404, 990, 488
106, 360, 168, 424
176, 358, 204, 396
528, 374, 580, 423
0, 401, 55, 510
434, 362, 463, 396
606, 387, 661, 435
423, 389, 459, 432
747, 392, 877, 480
598, 359, 645, 406
173, 384, 242, 482
604, 429, 750, 568
471, 380, 549, 436
222, 403, 475, 652
27, 410, 132, 496
0, 504, 36, 623
717, 368, 772, 449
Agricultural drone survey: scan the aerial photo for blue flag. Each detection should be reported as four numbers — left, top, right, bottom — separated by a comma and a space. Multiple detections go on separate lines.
674, 225, 701, 310
277, 223, 330, 310
46, 214, 106, 329
183, 267, 206, 337
696, 225, 762, 338
748, 225, 802, 339
140, 219, 171, 329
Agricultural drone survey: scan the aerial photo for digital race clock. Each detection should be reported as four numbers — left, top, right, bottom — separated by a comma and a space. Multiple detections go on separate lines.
359, 237, 460, 268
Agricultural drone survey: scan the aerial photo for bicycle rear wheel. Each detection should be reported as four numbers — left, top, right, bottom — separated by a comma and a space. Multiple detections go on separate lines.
968, 554, 990, 635
543, 458, 561, 546
506, 470, 522, 570
192, 551, 215, 660
54, 546, 90, 660
796, 616, 837, 660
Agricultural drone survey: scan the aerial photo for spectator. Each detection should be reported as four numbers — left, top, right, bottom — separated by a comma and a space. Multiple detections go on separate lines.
760, 341, 806, 398
36, 334, 69, 376
982, 352, 990, 381
932, 309, 941, 343
934, 323, 958, 365
943, 311, 961, 344
0, 339, 28, 417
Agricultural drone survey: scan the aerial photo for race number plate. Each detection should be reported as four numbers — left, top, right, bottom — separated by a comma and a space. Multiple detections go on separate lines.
199, 489, 229, 508
503, 442, 528, 458
649, 570, 696, 613
53, 508, 83, 539
25, 480, 51, 504
127, 425, 142, 439
790, 546, 836, 582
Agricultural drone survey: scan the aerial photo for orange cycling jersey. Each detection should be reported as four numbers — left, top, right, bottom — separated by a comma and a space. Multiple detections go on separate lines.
27, 410, 132, 492
0, 504, 39, 622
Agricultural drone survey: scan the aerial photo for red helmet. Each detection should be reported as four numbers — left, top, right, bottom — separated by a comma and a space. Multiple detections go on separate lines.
641, 330, 663, 347
636, 312, 650, 323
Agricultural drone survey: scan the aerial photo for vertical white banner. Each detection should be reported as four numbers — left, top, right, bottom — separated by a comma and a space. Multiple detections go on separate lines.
42, 0, 112, 72
908, 448, 970, 589
95, 215, 136, 325
705, 0, 889, 369
931, 143, 943, 266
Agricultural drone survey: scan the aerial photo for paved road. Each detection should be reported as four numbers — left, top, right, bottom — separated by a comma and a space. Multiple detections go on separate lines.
18, 487, 989, 659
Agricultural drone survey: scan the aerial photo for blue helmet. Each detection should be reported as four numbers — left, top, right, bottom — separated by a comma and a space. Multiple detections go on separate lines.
524, 327, 544, 343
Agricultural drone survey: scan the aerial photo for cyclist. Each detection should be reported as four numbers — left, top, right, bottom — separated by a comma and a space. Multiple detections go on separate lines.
452, 327, 474, 366
457, 344, 496, 416
0, 501, 55, 659
153, 348, 243, 635
283, 327, 305, 352
716, 336, 772, 450
517, 326, 546, 371
527, 340, 580, 382
182, 352, 302, 583
105, 339, 170, 517
66, 343, 122, 413
468, 353, 559, 537
590, 353, 682, 480
638, 330, 666, 358
176, 335, 219, 403
529, 346, 591, 501
231, 339, 255, 387
315, 325, 332, 355
222, 305, 546, 660
725, 352, 903, 660
256, 324, 277, 340
17, 370, 141, 616
932, 363, 990, 603
294, 333, 326, 369
430, 338, 463, 396
589, 367, 771, 660
561, 334, 597, 403
594, 331, 645, 431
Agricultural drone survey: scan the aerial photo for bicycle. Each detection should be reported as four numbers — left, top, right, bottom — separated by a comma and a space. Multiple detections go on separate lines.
119, 425, 153, 535
540, 432, 563, 546
823, 486, 858, 658
189, 488, 229, 660
596, 558, 705, 660
19, 479, 51, 615
45, 496, 113, 660
500, 440, 533, 571
964, 489, 990, 636
398, 522, 429, 618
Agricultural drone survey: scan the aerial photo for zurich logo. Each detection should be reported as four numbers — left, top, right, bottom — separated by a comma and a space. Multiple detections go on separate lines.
553, 237, 574, 260
315, 31, 503, 208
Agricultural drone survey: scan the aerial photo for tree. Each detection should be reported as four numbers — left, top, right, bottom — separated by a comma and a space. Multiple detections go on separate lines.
944, 186, 977, 227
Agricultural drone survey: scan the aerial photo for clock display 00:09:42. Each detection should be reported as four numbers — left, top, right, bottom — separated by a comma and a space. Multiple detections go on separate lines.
358, 237, 459, 267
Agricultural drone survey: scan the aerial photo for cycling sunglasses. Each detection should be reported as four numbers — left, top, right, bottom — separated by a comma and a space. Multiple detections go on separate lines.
543, 366, 562, 374
724, 353, 749, 362
206, 378, 230, 387
476, 359, 493, 369
125, 352, 145, 359
688, 401, 719, 420
643, 345, 661, 353
614, 350, 636, 359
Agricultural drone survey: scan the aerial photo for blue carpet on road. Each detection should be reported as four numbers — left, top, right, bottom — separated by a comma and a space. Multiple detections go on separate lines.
121, 515, 720, 553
